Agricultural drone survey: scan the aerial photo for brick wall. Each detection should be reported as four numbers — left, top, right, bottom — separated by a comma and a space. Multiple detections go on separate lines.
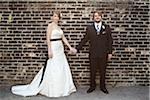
0, 0, 149, 87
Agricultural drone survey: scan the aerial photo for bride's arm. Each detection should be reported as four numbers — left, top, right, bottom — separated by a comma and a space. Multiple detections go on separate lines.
46, 24, 53, 58
62, 34, 72, 49
62, 34, 77, 53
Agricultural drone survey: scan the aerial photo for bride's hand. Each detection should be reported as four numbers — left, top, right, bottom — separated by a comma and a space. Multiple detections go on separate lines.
69, 47, 77, 54
48, 50, 53, 59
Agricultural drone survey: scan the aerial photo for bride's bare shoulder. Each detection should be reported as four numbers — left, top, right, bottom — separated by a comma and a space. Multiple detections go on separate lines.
47, 23, 55, 29
48, 23, 53, 26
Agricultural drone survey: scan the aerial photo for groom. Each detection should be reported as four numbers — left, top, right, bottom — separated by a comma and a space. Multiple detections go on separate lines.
76, 11, 113, 94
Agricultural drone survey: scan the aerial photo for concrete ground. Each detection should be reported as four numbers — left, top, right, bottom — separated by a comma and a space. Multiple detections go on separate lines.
0, 86, 149, 100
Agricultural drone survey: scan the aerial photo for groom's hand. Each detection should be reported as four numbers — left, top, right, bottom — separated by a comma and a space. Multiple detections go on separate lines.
108, 54, 112, 60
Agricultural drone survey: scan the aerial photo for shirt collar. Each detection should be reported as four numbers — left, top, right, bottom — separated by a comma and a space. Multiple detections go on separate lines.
94, 21, 102, 27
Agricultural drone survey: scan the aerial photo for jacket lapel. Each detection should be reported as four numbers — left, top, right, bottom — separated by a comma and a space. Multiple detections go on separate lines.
100, 22, 105, 33
92, 23, 97, 35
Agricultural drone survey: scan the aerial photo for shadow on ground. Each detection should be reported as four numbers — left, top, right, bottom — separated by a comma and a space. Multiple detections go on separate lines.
0, 86, 149, 100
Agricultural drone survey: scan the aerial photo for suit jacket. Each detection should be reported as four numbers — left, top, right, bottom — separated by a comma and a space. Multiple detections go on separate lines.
77, 22, 113, 58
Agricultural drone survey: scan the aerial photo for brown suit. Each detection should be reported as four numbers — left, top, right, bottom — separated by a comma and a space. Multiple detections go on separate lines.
77, 22, 113, 88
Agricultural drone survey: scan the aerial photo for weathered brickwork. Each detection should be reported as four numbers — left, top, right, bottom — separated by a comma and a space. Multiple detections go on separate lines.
0, 0, 149, 87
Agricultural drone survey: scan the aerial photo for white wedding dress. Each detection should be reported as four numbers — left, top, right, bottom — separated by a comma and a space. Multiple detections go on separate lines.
11, 26, 76, 97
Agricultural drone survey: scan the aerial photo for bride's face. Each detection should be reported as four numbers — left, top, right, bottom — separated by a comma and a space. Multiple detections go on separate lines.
52, 13, 60, 22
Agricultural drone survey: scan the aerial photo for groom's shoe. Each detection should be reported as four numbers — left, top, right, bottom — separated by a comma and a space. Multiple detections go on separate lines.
87, 87, 95, 93
100, 88, 109, 94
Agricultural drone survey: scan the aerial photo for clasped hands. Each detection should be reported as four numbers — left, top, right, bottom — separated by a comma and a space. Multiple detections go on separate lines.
69, 47, 113, 60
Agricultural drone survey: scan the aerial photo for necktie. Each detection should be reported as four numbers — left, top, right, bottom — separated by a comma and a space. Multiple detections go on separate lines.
97, 25, 100, 35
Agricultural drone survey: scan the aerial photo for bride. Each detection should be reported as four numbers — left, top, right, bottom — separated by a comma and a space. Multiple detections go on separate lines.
11, 11, 77, 97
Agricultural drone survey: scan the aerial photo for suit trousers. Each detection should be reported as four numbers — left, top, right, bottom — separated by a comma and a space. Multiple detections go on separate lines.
89, 55, 107, 89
